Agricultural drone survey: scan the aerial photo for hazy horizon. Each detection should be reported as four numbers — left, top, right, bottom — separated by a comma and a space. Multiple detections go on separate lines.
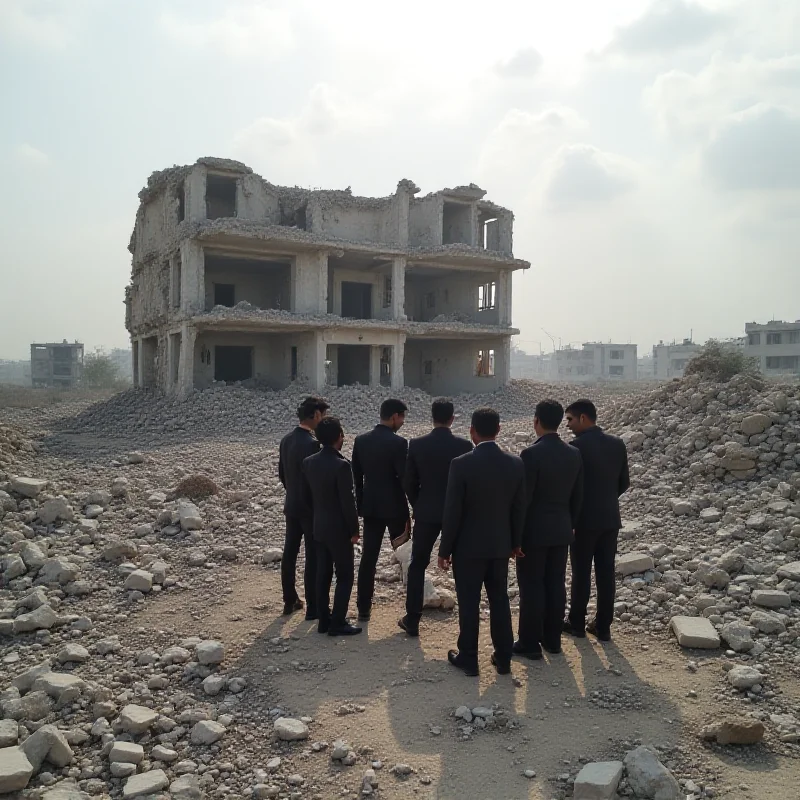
1, 0, 798, 362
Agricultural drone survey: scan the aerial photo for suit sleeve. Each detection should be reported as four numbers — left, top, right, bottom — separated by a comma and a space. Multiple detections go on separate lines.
395, 437, 410, 519
351, 438, 364, 514
337, 462, 360, 538
510, 461, 526, 550
618, 442, 630, 496
522, 449, 538, 504
439, 460, 465, 559
278, 441, 286, 489
570, 457, 584, 528
404, 443, 420, 510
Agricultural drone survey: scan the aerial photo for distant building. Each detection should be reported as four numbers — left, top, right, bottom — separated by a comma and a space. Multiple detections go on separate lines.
637, 354, 655, 380
510, 347, 552, 379
0, 360, 31, 386
551, 342, 637, 382
30, 341, 84, 388
653, 339, 702, 379
745, 320, 800, 377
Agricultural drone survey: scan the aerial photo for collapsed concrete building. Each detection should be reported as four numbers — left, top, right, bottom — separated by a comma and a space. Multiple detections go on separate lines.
30, 341, 84, 388
125, 158, 529, 396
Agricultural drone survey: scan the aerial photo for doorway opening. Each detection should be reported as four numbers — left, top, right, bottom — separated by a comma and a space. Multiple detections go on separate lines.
214, 346, 253, 382
341, 282, 372, 319
337, 345, 370, 386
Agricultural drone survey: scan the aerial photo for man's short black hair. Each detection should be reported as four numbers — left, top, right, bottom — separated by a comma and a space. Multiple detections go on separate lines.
297, 396, 329, 422
315, 416, 343, 446
565, 399, 597, 422
471, 407, 500, 438
431, 397, 454, 424
535, 399, 564, 431
380, 398, 408, 420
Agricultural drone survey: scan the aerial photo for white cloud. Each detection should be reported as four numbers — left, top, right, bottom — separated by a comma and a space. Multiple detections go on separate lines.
159, 1, 295, 59
645, 53, 800, 139
605, 0, 728, 56
494, 48, 544, 79
705, 104, 800, 190
0, 0, 85, 49
15, 143, 49, 167
543, 144, 636, 211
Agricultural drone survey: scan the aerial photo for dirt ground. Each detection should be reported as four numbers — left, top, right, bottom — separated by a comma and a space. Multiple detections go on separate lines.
125, 563, 800, 800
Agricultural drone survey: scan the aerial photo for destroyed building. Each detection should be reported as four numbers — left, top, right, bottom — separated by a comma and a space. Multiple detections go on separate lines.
30, 341, 84, 388
125, 158, 529, 396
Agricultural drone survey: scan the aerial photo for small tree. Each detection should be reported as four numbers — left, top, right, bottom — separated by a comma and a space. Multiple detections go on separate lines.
684, 340, 759, 383
82, 353, 120, 389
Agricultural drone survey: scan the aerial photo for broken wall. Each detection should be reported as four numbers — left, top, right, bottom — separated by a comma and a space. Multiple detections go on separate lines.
408, 196, 443, 247
405, 272, 501, 325
204, 262, 291, 311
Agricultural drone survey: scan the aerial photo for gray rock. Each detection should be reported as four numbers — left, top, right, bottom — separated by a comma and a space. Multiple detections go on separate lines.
670, 616, 720, 649
728, 665, 764, 690
110, 762, 137, 778
32, 672, 84, 699
11, 661, 52, 692
37, 558, 78, 585
170, 774, 203, 800
0, 746, 34, 793
623, 746, 681, 800
38, 497, 74, 525
196, 640, 225, 665
190, 720, 225, 745
119, 704, 159, 735
41, 782, 90, 800
573, 761, 624, 799
741, 413, 772, 435
720, 621, 754, 653
178, 501, 203, 531
617, 552, 656, 576
752, 589, 791, 609
750, 610, 786, 634
13, 604, 58, 633
122, 768, 169, 799
0, 720, 18, 748
20, 724, 73, 770
123, 570, 153, 593
274, 717, 309, 741
151, 745, 178, 762
262, 548, 283, 564
4, 690, 54, 721
10, 476, 48, 498
777, 562, 800, 581
109, 741, 144, 764
56, 644, 89, 664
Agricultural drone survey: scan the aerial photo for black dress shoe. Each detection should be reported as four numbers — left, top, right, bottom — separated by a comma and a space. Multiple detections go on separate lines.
512, 641, 543, 660
542, 643, 562, 655
562, 620, 586, 638
586, 620, 611, 642
328, 622, 363, 636
491, 653, 511, 675
447, 650, 478, 676
398, 616, 419, 637
317, 619, 329, 634
282, 599, 303, 615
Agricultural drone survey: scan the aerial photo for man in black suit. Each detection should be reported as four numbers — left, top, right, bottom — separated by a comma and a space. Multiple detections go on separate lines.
278, 396, 329, 617
563, 399, 630, 642
516, 400, 583, 659
399, 398, 473, 637
301, 417, 362, 636
352, 398, 410, 621
439, 408, 526, 676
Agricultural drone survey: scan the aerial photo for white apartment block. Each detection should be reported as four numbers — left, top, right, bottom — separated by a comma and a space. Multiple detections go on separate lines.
551, 343, 637, 382
652, 340, 702, 379
745, 320, 800, 377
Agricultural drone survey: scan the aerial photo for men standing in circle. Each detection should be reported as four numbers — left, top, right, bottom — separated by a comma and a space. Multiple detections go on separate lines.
516, 400, 583, 659
563, 399, 629, 642
352, 398, 410, 621
399, 398, 473, 637
438, 408, 526, 676
301, 416, 362, 636
278, 396, 329, 618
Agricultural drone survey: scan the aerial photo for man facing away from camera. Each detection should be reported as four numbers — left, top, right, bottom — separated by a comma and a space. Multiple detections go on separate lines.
301, 416, 362, 636
399, 398, 472, 637
351, 398, 410, 622
563, 399, 629, 642
277, 395, 329, 618
516, 400, 583, 659
438, 408, 526, 677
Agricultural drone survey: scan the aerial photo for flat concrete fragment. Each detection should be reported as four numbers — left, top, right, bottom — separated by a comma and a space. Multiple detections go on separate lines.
122, 768, 169, 799
0, 720, 18, 748
109, 741, 144, 764
10, 476, 48, 498
32, 672, 85, 699
13, 604, 58, 633
0, 746, 34, 793
274, 717, 309, 741
573, 761, 623, 799
752, 589, 791, 609
616, 552, 655, 576
670, 616, 720, 649
776, 562, 800, 582
119, 704, 159, 735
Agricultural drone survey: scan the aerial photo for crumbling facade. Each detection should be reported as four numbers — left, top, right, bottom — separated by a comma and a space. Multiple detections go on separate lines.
30, 341, 84, 388
125, 158, 528, 396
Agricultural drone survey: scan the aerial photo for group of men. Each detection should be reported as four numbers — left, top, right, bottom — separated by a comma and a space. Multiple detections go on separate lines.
277, 393, 629, 675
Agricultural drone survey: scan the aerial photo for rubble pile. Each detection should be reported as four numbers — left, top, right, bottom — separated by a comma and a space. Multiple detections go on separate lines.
1, 373, 799, 798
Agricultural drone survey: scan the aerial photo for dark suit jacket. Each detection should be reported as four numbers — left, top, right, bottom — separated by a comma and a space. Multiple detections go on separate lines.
569, 425, 629, 531
521, 433, 584, 549
301, 447, 359, 543
405, 427, 473, 525
351, 424, 409, 520
439, 442, 526, 560
278, 426, 321, 517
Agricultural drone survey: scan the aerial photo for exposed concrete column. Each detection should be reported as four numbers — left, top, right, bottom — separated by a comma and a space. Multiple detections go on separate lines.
186, 167, 207, 222
500, 337, 512, 385
135, 338, 144, 388
470, 204, 480, 247
293, 251, 328, 313
177, 324, 196, 397
498, 269, 512, 326
179, 239, 205, 314
311, 332, 327, 391
391, 257, 406, 321
497, 212, 513, 255
391, 334, 405, 390
369, 346, 382, 387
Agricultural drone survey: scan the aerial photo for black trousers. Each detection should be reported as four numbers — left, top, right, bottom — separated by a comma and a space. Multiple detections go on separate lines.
282, 515, 316, 613
357, 517, 407, 613
405, 520, 441, 622
453, 555, 513, 669
516, 545, 569, 652
569, 529, 618, 633
315, 538, 355, 628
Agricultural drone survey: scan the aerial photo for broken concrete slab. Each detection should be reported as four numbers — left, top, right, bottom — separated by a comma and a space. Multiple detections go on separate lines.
670, 616, 720, 649
616, 552, 655, 576
573, 761, 623, 799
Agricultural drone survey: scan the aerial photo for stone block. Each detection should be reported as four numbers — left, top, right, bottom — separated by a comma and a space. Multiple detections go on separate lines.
670, 616, 720, 649
616, 552, 655, 576
0, 746, 34, 793
122, 769, 169, 799
573, 761, 623, 799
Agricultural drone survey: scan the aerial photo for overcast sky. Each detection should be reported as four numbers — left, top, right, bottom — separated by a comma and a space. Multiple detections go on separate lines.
1, 0, 798, 360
